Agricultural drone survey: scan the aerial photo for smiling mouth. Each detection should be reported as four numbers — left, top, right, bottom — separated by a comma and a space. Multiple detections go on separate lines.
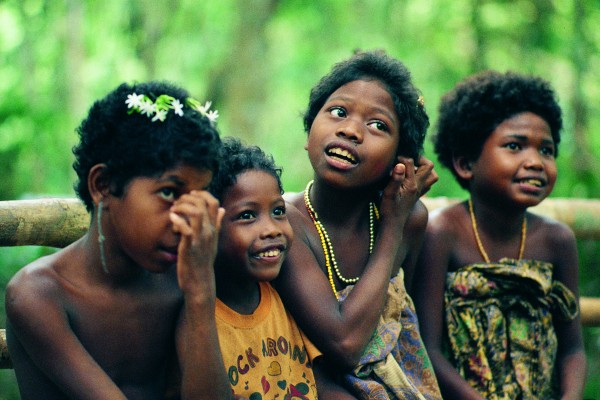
254, 247, 285, 259
520, 178, 544, 187
327, 147, 357, 164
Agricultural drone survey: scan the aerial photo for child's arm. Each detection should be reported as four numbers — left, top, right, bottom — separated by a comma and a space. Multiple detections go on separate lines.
549, 221, 587, 400
171, 190, 235, 400
413, 208, 486, 400
313, 358, 358, 399
277, 159, 432, 369
5, 264, 128, 400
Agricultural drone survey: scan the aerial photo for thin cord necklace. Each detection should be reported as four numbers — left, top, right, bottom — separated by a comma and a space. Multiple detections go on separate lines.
468, 198, 526, 263
304, 180, 379, 296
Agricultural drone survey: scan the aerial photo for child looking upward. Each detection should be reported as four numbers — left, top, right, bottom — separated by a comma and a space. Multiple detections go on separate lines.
192, 136, 321, 399
414, 71, 586, 399
274, 50, 442, 399
5, 81, 231, 399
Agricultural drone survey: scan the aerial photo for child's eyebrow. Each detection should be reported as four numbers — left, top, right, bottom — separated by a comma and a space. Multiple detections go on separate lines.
506, 134, 555, 145
157, 175, 186, 186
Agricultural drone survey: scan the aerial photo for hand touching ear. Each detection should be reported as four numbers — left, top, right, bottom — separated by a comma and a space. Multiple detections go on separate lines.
413, 156, 438, 197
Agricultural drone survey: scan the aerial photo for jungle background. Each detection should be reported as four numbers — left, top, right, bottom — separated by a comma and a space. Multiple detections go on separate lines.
0, 0, 599, 398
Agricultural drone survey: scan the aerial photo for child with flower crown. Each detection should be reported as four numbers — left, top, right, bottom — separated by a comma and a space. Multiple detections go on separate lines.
413, 70, 587, 399
273, 50, 442, 399
5, 81, 232, 399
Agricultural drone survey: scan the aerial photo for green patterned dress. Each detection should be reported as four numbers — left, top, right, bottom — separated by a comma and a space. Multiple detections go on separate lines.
445, 258, 579, 400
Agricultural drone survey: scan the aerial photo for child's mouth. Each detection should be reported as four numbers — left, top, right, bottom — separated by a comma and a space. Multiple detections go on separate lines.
326, 147, 357, 165
520, 178, 544, 188
256, 248, 282, 258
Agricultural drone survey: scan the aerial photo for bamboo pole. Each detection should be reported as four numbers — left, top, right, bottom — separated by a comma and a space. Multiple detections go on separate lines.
421, 197, 600, 240
0, 198, 89, 248
0, 198, 599, 369
1, 329, 10, 369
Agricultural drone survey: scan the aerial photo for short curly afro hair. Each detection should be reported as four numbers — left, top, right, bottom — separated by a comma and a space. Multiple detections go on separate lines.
209, 136, 283, 202
303, 49, 429, 161
72, 81, 222, 212
433, 70, 562, 190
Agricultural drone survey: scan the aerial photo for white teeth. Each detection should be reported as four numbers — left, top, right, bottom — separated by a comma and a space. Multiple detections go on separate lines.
328, 147, 356, 163
523, 179, 542, 187
257, 249, 281, 258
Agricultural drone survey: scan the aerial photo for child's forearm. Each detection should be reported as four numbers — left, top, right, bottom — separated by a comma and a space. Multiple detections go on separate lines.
178, 298, 233, 400
558, 350, 587, 400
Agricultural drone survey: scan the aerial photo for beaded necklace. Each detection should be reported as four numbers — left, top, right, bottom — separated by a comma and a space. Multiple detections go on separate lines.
468, 198, 526, 263
304, 180, 379, 297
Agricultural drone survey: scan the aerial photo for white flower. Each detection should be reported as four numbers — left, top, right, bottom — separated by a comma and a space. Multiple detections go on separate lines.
206, 109, 219, 123
125, 93, 144, 109
139, 100, 156, 117
152, 109, 168, 122
197, 101, 212, 115
171, 99, 184, 116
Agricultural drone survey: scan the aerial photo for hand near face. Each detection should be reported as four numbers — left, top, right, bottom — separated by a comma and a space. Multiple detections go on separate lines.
379, 158, 416, 224
413, 155, 438, 197
169, 190, 224, 293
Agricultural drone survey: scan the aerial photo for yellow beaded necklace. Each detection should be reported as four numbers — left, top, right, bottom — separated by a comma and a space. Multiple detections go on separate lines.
304, 180, 379, 297
468, 198, 526, 263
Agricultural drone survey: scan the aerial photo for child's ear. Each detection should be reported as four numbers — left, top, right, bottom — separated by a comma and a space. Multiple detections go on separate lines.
453, 156, 473, 180
88, 164, 111, 206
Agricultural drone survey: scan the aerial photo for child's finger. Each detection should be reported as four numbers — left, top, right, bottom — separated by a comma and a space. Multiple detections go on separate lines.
170, 212, 193, 236
414, 156, 439, 196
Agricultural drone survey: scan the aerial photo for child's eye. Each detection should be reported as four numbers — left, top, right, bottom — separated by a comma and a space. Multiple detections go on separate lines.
505, 142, 521, 151
273, 205, 286, 217
541, 146, 555, 157
159, 188, 176, 202
237, 210, 256, 220
367, 120, 389, 132
329, 107, 347, 118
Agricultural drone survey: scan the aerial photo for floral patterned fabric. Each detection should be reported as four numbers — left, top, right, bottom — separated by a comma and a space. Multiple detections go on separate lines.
445, 258, 579, 400
338, 270, 442, 400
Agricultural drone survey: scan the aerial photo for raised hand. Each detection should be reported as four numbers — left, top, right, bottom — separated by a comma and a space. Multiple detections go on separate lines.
169, 190, 224, 294
379, 158, 420, 226
414, 155, 438, 197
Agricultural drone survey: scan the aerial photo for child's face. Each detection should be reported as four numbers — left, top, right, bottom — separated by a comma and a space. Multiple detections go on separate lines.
104, 165, 213, 273
217, 170, 293, 283
305, 79, 400, 189
469, 111, 557, 208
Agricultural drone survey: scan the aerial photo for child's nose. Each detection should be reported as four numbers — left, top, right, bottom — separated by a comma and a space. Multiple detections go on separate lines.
523, 150, 544, 170
260, 218, 283, 239
336, 118, 364, 144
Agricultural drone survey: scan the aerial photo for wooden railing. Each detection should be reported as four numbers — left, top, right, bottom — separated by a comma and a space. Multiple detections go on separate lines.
1, 197, 600, 369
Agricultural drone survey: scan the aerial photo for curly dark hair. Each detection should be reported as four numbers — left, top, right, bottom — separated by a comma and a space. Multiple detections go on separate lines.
72, 81, 222, 212
433, 70, 562, 190
303, 49, 429, 161
209, 136, 283, 201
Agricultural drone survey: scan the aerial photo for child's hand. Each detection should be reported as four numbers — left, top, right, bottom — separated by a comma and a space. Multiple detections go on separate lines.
414, 155, 438, 196
169, 190, 224, 293
380, 157, 421, 226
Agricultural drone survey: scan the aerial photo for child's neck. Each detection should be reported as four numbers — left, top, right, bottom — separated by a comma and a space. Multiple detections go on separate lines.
80, 232, 150, 285
309, 179, 376, 226
216, 277, 262, 315
469, 198, 527, 240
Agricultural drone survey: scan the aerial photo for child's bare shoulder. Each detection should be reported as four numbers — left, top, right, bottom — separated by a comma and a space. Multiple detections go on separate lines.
426, 202, 465, 236
530, 212, 575, 242
5, 249, 76, 320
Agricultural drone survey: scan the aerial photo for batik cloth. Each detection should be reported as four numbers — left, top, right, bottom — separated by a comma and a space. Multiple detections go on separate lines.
445, 258, 578, 400
339, 270, 442, 400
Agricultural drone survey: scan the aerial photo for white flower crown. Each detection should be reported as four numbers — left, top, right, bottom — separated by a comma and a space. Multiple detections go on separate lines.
125, 93, 219, 125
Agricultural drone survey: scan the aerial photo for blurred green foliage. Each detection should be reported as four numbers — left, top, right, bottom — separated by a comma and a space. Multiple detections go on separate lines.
1, 0, 599, 398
